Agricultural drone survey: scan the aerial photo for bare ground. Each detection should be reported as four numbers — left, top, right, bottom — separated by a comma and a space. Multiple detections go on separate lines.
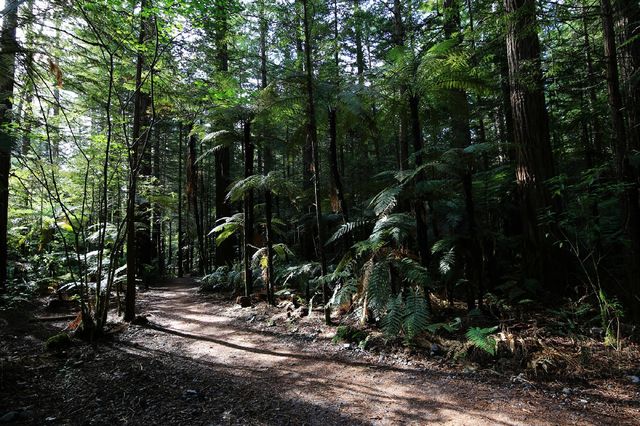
1, 277, 638, 425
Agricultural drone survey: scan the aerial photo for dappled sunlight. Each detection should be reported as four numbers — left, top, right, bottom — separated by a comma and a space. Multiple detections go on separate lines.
117, 281, 613, 425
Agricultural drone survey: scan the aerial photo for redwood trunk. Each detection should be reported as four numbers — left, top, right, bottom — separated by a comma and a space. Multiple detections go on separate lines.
504, 0, 556, 283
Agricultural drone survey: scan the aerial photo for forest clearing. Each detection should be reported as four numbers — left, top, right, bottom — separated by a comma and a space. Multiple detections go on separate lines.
1, 0, 640, 424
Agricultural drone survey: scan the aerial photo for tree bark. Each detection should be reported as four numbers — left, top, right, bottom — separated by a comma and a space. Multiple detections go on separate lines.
504, 0, 556, 283
187, 125, 206, 275
125, 0, 151, 321
601, 0, 640, 312
214, 0, 234, 267
0, 0, 19, 290
177, 123, 184, 277
301, 0, 330, 324
409, 95, 429, 268
393, 0, 409, 171
243, 119, 254, 296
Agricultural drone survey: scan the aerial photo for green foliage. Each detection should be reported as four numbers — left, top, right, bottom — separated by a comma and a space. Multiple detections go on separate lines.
367, 261, 392, 312
381, 293, 404, 337
465, 326, 498, 356
45, 333, 72, 352
0, 281, 39, 310
378, 288, 431, 342
210, 213, 244, 246
200, 266, 243, 292
330, 278, 358, 306
403, 288, 430, 341
332, 325, 368, 345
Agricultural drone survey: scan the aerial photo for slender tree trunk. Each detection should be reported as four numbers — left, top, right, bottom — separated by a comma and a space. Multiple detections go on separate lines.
328, 108, 348, 222
617, 0, 640, 150
153, 125, 163, 276
187, 125, 205, 275
301, 0, 330, 324
20, 0, 34, 157
214, 0, 234, 267
0, 0, 19, 290
393, 0, 409, 171
601, 0, 640, 312
328, 0, 348, 223
445, 0, 482, 309
409, 95, 429, 269
353, 0, 365, 85
177, 124, 184, 277
243, 119, 254, 296
259, 2, 275, 304
582, 8, 603, 160
264, 189, 275, 304
125, 0, 151, 321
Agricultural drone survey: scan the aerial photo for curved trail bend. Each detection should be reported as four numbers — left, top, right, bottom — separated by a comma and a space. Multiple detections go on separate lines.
117, 278, 630, 425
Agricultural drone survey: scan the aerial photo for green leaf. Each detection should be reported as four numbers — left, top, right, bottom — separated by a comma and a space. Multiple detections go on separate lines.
465, 326, 498, 355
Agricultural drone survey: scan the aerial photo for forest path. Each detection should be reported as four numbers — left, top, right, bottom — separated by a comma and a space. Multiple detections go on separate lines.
114, 278, 630, 426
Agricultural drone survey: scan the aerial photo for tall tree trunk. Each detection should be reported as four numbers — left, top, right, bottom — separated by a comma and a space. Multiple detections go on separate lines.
20, 0, 34, 157
582, 8, 603, 161
617, 0, 640, 150
259, 0, 272, 173
409, 95, 429, 269
445, 0, 482, 309
187, 126, 205, 275
125, 0, 151, 321
153, 125, 163, 276
259, 2, 275, 304
601, 0, 640, 312
328, 0, 348, 222
214, 0, 234, 267
353, 0, 365, 85
393, 0, 409, 171
328, 108, 348, 222
243, 119, 254, 296
177, 124, 184, 277
0, 0, 19, 290
504, 0, 556, 284
301, 0, 330, 324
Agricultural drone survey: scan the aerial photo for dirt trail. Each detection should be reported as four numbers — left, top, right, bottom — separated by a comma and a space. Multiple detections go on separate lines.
2, 278, 637, 425
115, 279, 634, 425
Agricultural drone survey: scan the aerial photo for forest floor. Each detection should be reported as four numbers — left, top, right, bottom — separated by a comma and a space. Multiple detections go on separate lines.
1, 278, 639, 425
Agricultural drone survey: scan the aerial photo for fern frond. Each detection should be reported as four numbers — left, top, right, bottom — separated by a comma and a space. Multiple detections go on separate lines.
370, 186, 401, 216
366, 261, 392, 312
395, 257, 430, 288
381, 293, 404, 337
226, 175, 267, 203
439, 247, 456, 275
403, 287, 430, 341
465, 326, 498, 355
371, 213, 414, 246
330, 278, 358, 306
326, 219, 370, 245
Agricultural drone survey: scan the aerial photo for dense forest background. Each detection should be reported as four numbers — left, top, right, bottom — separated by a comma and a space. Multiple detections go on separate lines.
0, 0, 639, 347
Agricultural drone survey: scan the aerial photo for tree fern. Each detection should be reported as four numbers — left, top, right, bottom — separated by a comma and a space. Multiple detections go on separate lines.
403, 287, 430, 341
370, 213, 414, 246
395, 257, 430, 287
465, 326, 499, 356
330, 278, 358, 306
381, 293, 404, 337
210, 213, 244, 246
370, 185, 401, 216
366, 260, 391, 312
326, 219, 370, 245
